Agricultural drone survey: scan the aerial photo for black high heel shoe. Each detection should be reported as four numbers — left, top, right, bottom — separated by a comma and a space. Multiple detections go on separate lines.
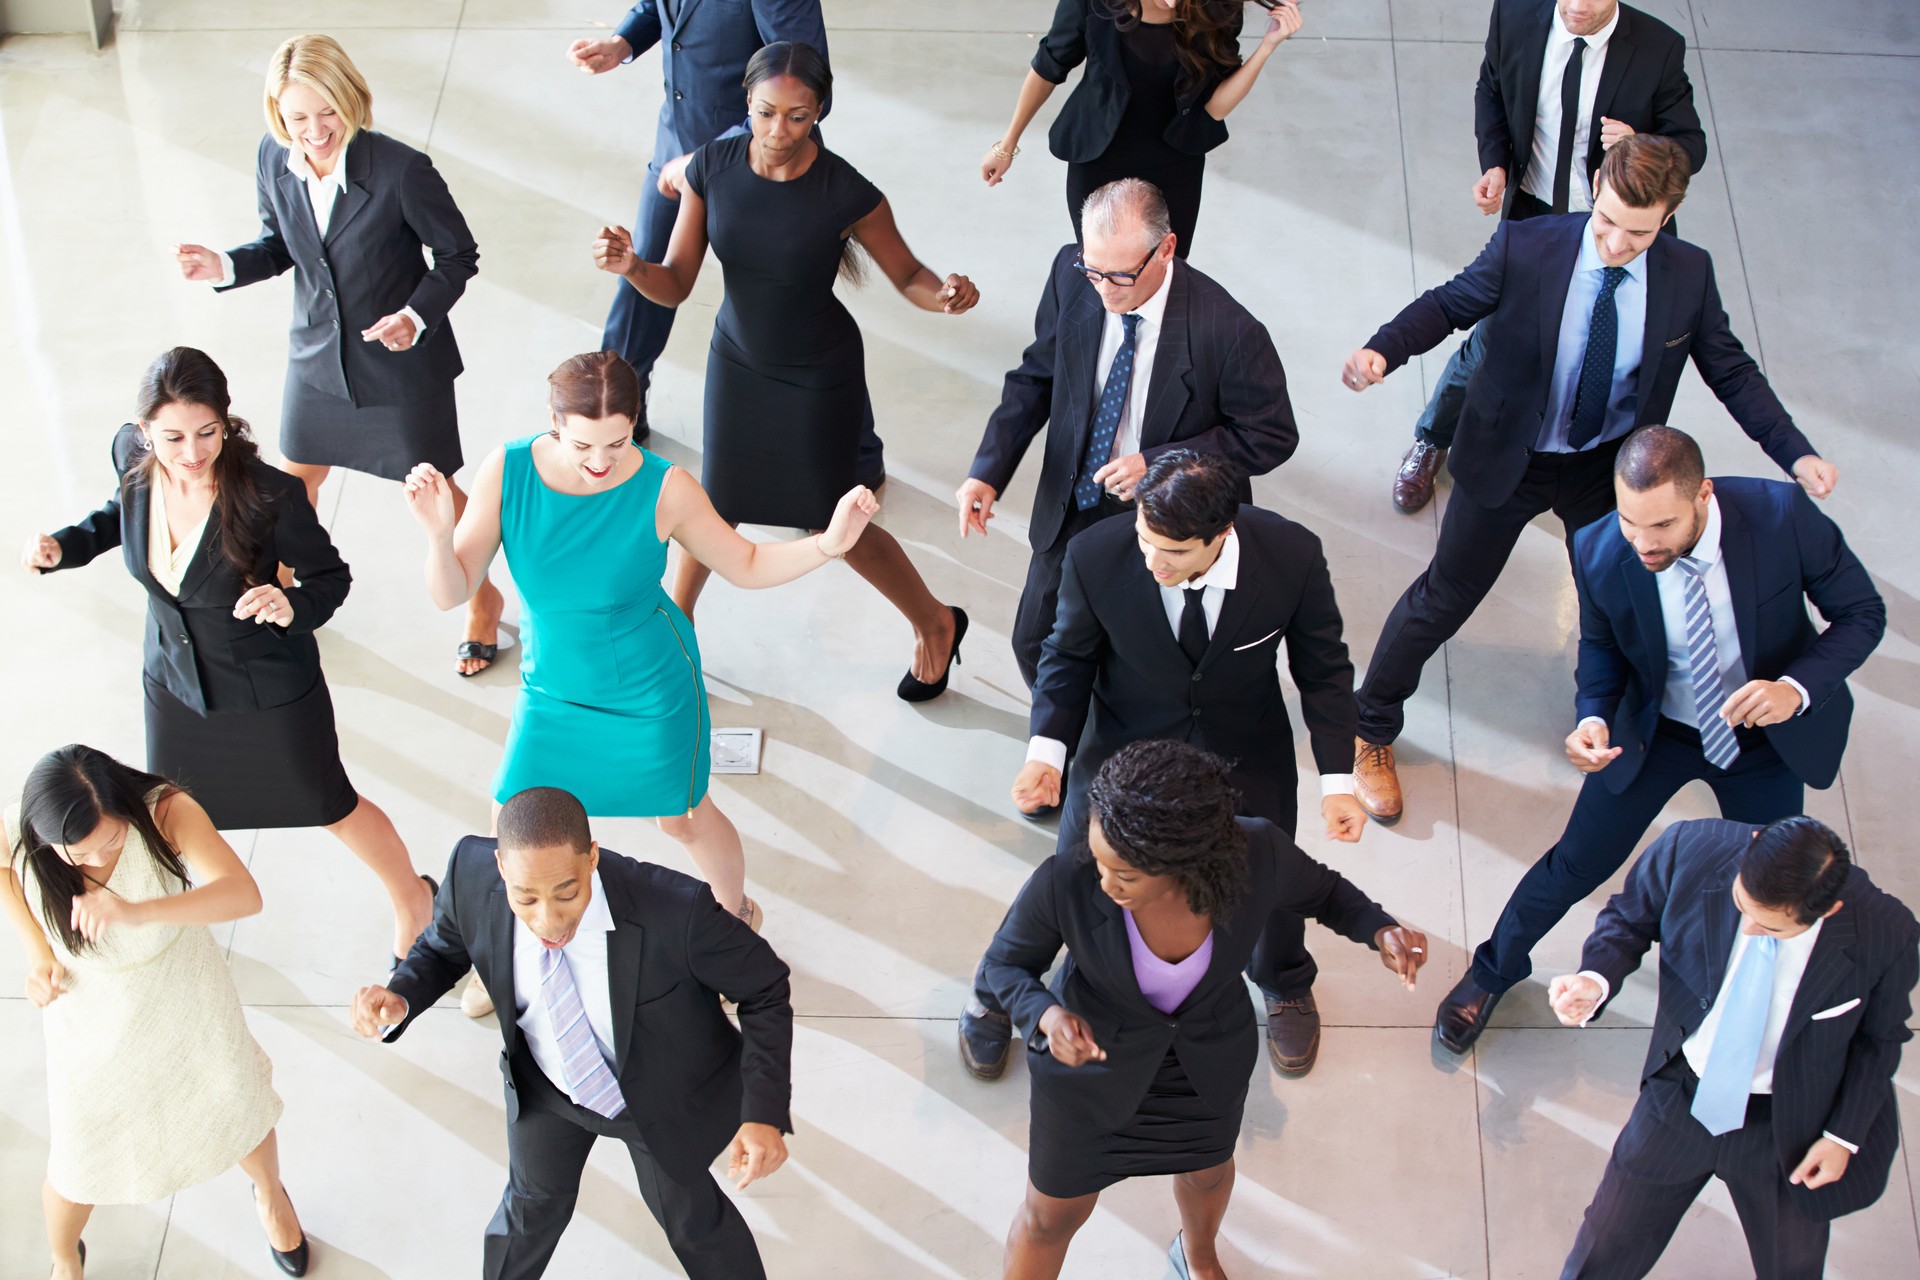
252, 1183, 310, 1277
897, 606, 967, 703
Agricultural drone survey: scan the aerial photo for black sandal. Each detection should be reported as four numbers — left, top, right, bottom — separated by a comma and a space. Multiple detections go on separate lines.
455, 640, 498, 677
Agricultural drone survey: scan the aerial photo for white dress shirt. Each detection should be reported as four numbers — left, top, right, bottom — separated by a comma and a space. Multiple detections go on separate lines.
1521, 7, 1619, 212
147, 478, 208, 598
1090, 263, 1173, 465
1027, 529, 1354, 797
512, 869, 620, 1104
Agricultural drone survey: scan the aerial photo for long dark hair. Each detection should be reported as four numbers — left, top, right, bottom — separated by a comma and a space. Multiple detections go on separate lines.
741, 41, 868, 284
1101, 1, 1244, 96
10, 745, 188, 955
128, 347, 272, 586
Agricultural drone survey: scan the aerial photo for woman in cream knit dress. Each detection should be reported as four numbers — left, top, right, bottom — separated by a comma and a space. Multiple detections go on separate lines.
2, 746, 309, 1278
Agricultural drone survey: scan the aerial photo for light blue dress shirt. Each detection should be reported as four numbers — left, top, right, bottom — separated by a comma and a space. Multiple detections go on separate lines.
1536, 226, 1648, 452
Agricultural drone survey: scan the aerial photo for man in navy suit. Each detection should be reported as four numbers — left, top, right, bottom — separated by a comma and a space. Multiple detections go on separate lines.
1434, 425, 1884, 1052
568, 1, 826, 442
1340, 134, 1838, 825
1546, 816, 1917, 1277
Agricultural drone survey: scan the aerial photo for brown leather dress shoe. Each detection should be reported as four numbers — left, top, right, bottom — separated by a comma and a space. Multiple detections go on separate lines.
1265, 993, 1320, 1075
1352, 737, 1403, 824
1392, 441, 1447, 513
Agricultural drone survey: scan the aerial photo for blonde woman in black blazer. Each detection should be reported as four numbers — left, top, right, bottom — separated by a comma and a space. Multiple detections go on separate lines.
23, 348, 435, 966
175, 33, 504, 676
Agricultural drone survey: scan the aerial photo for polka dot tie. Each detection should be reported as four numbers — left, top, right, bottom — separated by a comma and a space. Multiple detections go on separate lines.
1567, 265, 1628, 450
1075, 312, 1143, 511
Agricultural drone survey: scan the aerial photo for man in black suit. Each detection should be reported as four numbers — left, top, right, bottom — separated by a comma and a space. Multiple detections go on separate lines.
1393, 0, 1706, 514
1340, 135, 1837, 825
959, 451, 1370, 1080
958, 177, 1298, 689
351, 787, 793, 1280
1547, 817, 1918, 1277
1434, 426, 1884, 1053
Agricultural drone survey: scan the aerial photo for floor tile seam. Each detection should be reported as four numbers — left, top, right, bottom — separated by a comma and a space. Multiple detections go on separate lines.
1689, 51, 1767, 374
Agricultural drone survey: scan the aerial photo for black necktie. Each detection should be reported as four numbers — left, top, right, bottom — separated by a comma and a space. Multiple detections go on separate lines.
1178, 587, 1209, 666
1552, 37, 1588, 215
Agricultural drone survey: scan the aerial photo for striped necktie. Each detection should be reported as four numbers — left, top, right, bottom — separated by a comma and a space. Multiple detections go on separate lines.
1075, 312, 1143, 511
1678, 556, 1740, 770
540, 946, 626, 1118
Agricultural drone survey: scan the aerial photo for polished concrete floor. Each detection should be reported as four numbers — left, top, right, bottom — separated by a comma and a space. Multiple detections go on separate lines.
2, 2, 1917, 1277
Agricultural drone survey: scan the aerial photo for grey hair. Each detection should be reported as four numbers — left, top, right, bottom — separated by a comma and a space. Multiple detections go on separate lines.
1080, 178, 1172, 255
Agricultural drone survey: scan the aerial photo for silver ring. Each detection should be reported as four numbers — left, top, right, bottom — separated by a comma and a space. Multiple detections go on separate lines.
1410, 947, 1424, 954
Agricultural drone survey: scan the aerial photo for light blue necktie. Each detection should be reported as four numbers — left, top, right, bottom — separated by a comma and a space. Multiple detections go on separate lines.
1075, 312, 1143, 510
1677, 556, 1741, 770
540, 946, 626, 1119
1690, 934, 1778, 1136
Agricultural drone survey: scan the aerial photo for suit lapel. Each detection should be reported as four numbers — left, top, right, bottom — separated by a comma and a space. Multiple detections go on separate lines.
1699, 867, 1740, 1000
1586, 15, 1637, 178
323, 139, 374, 246
1199, 579, 1264, 672
1128, 556, 1192, 669
1716, 496, 1759, 679
485, 882, 520, 1056
1139, 266, 1193, 449
1515, 8, 1554, 178
273, 162, 322, 250
1060, 284, 1106, 460
1618, 542, 1668, 693
1538, 220, 1584, 378
1090, 891, 1159, 1019
1778, 902, 1858, 1055
601, 868, 644, 1074
124, 477, 158, 593
1632, 236, 1676, 419
173, 502, 224, 602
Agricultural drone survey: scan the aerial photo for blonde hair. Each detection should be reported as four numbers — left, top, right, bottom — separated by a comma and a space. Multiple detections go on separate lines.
263, 34, 373, 149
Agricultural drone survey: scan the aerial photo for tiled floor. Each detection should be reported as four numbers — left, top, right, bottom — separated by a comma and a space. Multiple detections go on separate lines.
2, 2, 1916, 1277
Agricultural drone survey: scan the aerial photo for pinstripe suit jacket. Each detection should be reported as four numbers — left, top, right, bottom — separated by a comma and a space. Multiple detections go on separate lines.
1582, 818, 1919, 1220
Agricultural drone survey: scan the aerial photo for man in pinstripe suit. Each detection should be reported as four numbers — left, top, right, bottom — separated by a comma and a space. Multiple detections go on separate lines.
1547, 816, 1918, 1278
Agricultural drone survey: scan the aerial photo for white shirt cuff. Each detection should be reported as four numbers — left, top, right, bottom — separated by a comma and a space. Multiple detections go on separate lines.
398, 306, 427, 347
211, 250, 236, 289
1576, 716, 1608, 732
1822, 1130, 1860, 1155
1780, 676, 1810, 716
1574, 970, 1611, 1026
1026, 737, 1069, 772
1319, 773, 1355, 798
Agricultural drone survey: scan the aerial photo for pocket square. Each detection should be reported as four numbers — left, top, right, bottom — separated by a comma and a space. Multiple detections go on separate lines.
1664, 331, 1692, 348
1232, 628, 1282, 652
1811, 998, 1862, 1021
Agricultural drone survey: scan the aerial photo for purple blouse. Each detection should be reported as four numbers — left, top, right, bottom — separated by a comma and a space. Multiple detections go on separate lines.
1124, 910, 1214, 1015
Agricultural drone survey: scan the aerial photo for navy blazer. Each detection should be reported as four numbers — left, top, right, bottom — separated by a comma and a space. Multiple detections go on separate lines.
221, 131, 478, 408
47, 425, 351, 716
1570, 477, 1884, 792
981, 818, 1395, 1135
1581, 818, 1918, 1221
616, 0, 828, 162
1033, 505, 1356, 827
970, 244, 1297, 554
1474, 0, 1706, 216
386, 839, 795, 1181
1363, 215, 1816, 510
1031, 0, 1243, 163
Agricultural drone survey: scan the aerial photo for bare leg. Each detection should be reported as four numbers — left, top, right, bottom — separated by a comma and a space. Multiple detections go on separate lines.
42, 1180, 91, 1280
281, 460, 332, 511
1172, 1160, 1237, 1280
449, 479, 505, 676
670, 533, 728, 623
234, 1128, 305, 1254
1003, 1180, 1099, 1280
841, 525, 956, 683
323, 794, 431, 960
656, 794, 746, 915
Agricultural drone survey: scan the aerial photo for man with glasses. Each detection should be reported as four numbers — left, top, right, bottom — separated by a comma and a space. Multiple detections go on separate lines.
958, 177, 1298, 696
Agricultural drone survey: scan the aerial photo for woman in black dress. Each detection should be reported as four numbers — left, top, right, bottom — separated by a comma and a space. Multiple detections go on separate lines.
22, 348, 434, 966
175, 33, 505, 677
593, 42, 982, 701
980, 0, 1305, 257
980, 740, 1427, 1279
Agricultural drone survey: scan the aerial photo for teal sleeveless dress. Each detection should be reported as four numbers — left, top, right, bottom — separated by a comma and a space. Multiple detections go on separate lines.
493, 436, 710, 815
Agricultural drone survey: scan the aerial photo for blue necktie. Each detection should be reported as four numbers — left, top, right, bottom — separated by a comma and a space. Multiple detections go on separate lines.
1075, 312, 1143, 511
540, 946, 626, 1118
1567, 265, 1628, 450
1677, 556, 1741, 770
1690, 934, 1778, 1136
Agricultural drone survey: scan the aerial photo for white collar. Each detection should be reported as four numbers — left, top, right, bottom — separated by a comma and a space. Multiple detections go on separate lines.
286, 140, 350, 187
1179, 525, 1240, 593
1682, 493, 1724, 570
1552, 6, 1620, 54
1575, 220, 1651, 285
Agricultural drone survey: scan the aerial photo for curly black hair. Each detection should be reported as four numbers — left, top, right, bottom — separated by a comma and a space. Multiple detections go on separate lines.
1085, 739, 1249, 919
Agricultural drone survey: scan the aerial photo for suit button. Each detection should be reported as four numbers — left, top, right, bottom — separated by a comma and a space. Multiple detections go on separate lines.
1191, 673, 1202, 683
177, 633, 190, 644
672, 40, 682, 51
1191, 708, 1201, 718
674, 90, 684, 100
1699, 998, 1710, 1010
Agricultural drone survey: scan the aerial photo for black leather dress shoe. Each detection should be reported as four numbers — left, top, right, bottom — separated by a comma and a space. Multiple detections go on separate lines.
958, 1004, 1012, 1081
1434, 973, 1503, 1054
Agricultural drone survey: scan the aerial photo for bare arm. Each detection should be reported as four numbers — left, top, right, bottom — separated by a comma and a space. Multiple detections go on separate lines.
592, 186, 710, 308
1, 865, 56, 967
1204, 2, 1302, 121
80, 792, 264, 936
848, 198, 978, 315
403, 449, 504, 610
982, 68, 1060, 182
656, 466, 876, 589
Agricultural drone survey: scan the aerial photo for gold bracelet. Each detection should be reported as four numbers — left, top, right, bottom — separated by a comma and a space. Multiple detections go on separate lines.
815, 534, 846, 560
990, 141, 1021, 159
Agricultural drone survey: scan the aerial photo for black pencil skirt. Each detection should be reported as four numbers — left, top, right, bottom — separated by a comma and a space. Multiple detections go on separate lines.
144, 675, 358, 831
1027, 1047, 1243, 1199
280, 370, 462, 481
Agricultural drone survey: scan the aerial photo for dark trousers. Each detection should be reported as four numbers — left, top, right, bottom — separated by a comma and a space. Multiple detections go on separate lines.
1561, 1060, 1831, 1279
1356, 443, 1622, 745
600, 155, 683, 393
484, 1050, 764, 1280
1012, 496, 1133, 689
1472, 718, 1804, 992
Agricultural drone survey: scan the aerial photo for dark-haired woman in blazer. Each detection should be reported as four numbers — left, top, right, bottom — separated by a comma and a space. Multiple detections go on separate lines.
22, 347, 434, 966
979, 740, 1427, 1279
980, 0, 1304, 256
175, 33, 505, 677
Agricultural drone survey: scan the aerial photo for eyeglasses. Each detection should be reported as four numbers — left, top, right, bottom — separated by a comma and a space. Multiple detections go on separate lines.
1073, 246, 1157, 286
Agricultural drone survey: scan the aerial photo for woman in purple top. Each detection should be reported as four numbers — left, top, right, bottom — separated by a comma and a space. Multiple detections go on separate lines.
979, 740, 1429, 1279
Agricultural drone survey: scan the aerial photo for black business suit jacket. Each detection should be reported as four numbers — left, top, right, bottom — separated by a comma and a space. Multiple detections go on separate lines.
1582, 818, 1919, 1221
47, 424, 351, 716
1572, 478, 1884, 793
1474, 0, 1706, 218
982, 818, 1396, 1134
386, 839, 794, 1182
221, 131, 479, 407
1363, 215, 1816, 511
1033, 505, 1355, 827
1032, 0, 1244, 163
971, 244, 1297, 555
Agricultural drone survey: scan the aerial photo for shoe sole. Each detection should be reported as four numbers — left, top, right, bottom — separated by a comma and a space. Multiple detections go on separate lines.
1359, 801, 1404, 826
1432, 1023, 1477, 1056
957, 1022, 1010, 1082
1266, 1031, 1319, 1075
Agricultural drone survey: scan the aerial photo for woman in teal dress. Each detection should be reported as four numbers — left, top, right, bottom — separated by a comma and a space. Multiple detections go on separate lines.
402, 350, 876, 931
